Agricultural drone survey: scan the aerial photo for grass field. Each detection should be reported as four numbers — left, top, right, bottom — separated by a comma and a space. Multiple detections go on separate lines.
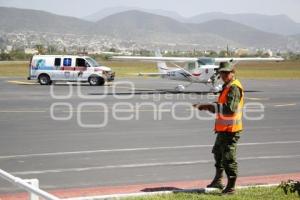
0, 61, 30, 77
126, 187, 299, 200
235, 61, 300, 79
0, 60, 300, 79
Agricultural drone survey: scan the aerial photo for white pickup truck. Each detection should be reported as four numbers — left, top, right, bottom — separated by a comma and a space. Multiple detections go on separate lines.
28, 55, 115, 86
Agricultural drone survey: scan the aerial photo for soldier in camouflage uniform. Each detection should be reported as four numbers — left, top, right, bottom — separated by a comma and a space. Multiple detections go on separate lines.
193, 62, 244, 194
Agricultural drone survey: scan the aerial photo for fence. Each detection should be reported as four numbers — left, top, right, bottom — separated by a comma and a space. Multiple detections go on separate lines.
0, 169, 60, 200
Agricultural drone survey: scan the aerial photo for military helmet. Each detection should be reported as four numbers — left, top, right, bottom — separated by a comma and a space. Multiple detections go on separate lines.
218, 62, 234, 72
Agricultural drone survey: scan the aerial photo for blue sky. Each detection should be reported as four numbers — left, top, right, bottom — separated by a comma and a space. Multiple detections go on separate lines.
0, 0, 300, 22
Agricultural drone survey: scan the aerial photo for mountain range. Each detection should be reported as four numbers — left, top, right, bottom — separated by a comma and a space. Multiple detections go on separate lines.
0, 7, 299, 50
188, 12, 300, 36
84, 6, 186, 23
0, 7, 94, 34
85, 7, 300, 36
95, 10, 288, 49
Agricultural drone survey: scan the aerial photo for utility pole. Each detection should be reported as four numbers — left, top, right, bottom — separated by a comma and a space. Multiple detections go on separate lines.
226, 44, 230, 57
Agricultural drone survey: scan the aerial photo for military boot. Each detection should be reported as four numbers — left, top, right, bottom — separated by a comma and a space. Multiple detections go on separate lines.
222, 177, 237, 194
207, 169, 225, 190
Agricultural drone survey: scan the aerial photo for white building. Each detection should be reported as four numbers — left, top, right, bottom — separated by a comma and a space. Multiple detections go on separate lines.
24, 48, 38, 54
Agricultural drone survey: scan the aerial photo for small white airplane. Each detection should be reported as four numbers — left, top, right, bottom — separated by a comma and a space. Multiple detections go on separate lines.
113, 52, 284, 92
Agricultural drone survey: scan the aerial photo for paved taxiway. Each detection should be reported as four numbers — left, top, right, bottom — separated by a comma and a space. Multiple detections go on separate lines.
0, 77, 299, 193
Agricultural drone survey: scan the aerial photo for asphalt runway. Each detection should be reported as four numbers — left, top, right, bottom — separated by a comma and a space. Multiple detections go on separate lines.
0, 77, 300, 193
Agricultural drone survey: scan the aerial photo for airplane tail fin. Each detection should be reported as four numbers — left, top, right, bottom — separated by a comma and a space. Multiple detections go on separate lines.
155, 50, 168, 73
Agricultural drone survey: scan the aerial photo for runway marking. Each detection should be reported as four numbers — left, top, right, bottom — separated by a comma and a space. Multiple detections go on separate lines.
0, 108, 172, 113
274, 103, 297, 107
245, 97, 269, 101
1, 141, 300, 160
4, 104, 291, 114
0, 110, 47, 113
7, 80, 38, 85
11, 154, 300, 175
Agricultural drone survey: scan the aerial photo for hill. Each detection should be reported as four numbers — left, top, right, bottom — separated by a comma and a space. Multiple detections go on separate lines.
0, 7, 93, 34
189, 12, 300, 35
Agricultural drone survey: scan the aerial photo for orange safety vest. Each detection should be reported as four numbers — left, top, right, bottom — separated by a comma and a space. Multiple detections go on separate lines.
215, 79, 244, 133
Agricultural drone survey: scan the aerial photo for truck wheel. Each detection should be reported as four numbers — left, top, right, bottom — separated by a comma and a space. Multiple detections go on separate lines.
38, 74, 51, 85
89, 76, 105, 86
98, 77, 105, 86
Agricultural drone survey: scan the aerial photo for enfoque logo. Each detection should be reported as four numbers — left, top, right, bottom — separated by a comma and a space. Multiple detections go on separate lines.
49, 81, 265, 128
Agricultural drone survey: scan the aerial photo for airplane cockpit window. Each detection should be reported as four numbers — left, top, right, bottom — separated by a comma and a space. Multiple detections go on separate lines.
198, 58, 215, 66
187, 62, 196, 71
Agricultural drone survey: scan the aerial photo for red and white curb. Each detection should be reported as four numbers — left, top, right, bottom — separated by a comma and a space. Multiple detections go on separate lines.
64, 184, 280, 200
0, 173, 299, 200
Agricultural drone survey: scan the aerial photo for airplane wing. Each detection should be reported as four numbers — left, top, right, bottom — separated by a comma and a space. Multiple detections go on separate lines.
113, 56, 284, 63
215, 57, 284, 63
112, 56, 198, 63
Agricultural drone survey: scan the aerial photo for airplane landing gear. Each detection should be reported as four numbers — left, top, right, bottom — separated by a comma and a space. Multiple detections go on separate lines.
210, 73, 222, 94
174, 82, 194, 92
210, 84, 222, 94
175, 84, 185, 92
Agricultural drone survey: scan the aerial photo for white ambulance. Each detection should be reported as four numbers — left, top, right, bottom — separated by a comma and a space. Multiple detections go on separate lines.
28, 55, 115, 86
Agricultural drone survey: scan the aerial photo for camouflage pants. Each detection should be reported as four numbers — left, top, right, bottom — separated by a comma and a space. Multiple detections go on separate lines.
212, 133, 240, 178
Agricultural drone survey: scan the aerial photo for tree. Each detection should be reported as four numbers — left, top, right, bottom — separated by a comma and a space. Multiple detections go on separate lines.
35, 44, 44, 54
0, 52, 12, 61
109, 48, 117, 53
208, 51, 218, 57
47, 45, 57, 54
219, 50, 228, 57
